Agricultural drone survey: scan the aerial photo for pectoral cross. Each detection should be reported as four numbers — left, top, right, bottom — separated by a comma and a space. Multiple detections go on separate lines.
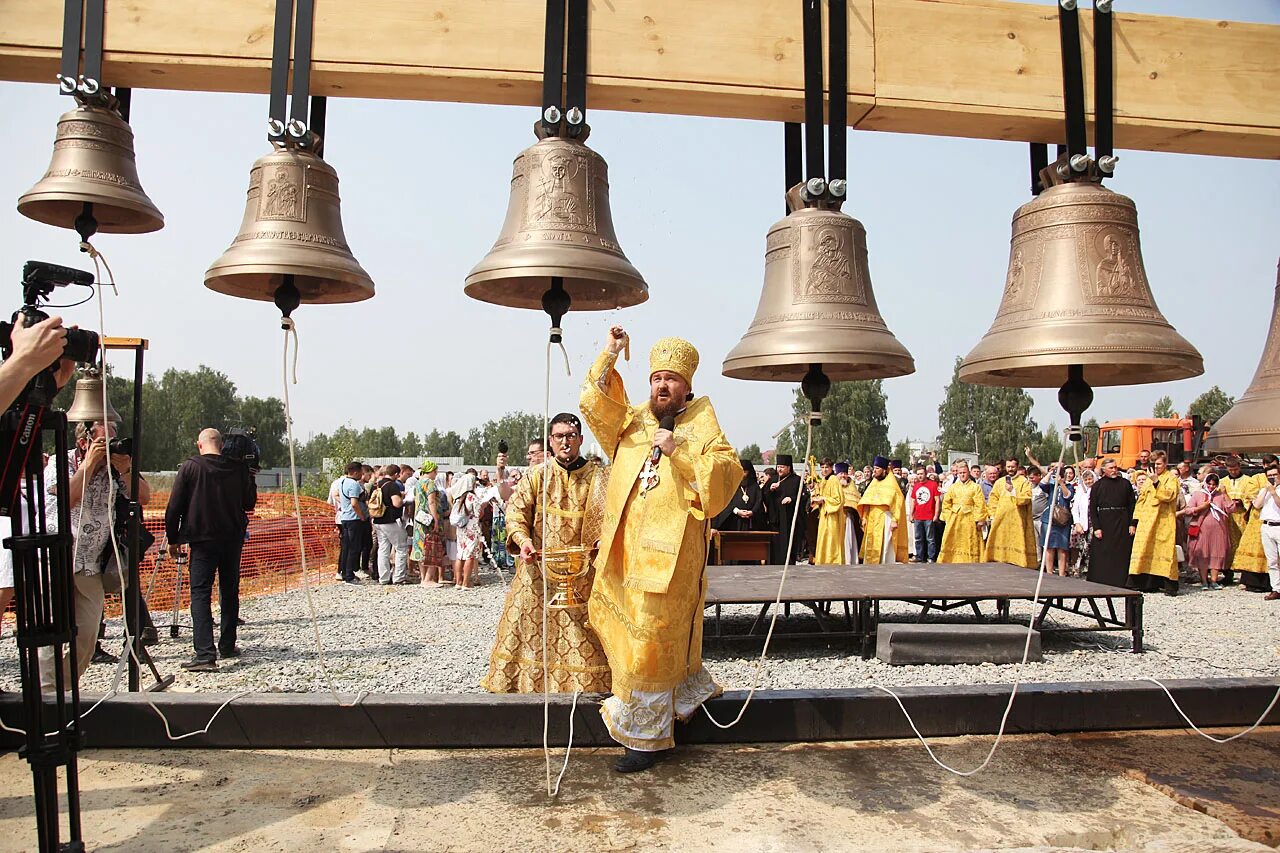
638, 459, 660, 495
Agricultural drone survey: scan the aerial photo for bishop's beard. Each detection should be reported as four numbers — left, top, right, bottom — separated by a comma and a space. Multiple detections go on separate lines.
649, 395, 683, 422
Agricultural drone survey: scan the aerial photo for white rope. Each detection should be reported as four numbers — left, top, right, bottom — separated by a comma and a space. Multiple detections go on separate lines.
541, 339, 553, 796
281, 317, 367, 708
703, 417, 814, 728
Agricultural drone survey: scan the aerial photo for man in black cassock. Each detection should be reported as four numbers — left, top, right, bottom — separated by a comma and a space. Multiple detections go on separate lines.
767, 454, 808, 565
713, 459, 766, 532
1088, 458, 1136, 587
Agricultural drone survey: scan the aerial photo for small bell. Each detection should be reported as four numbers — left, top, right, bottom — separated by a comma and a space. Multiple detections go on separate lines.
722, 185, 914, 384
204, 145, 374, 304
1205, 261, 1280, 453
64, 367, 121, 426
17, 103, 164, 234
960, 178, 1202, 388
464, 130, 647, 311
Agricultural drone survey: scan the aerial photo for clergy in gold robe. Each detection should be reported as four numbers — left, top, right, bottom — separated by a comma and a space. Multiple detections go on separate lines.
841, 464, 861, 565
481, 412, 612, 694
1127, 451, 1180, 593
580, 327, 740, 772
939, 469, 987, 563
1233, 455, 1274, 589
857, 456, 908, 564
811, 460, 848, 565
1221, 459, 1255, 564
984, 459, 1036, 568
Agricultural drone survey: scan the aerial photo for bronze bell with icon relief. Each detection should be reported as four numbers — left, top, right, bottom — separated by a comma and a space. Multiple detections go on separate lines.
722, 184, 914, 384
464, 127, 647, 312
64, 367, 121, 426
1205, 261, 1280, 453
18, 102, 164, 234
960, 172, 1202, 389
204, 144, 374, 304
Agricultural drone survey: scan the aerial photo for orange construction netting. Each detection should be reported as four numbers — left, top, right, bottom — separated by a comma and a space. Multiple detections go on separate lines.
114, 491, 342, 618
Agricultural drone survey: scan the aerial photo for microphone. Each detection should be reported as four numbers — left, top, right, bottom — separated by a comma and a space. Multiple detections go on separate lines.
652, 415, 676, 464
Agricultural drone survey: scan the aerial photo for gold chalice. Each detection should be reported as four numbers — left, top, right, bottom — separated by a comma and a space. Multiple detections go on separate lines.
542, 545, 596, 610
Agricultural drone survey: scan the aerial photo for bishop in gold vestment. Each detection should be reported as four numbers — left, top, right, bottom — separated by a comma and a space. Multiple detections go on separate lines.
857, 457, 908, 564
580, 329, 739, 766
1128, 455, 1180, 592
482, 413, 611, 694
984, 465, 1036, 568
939, 475, 987, 563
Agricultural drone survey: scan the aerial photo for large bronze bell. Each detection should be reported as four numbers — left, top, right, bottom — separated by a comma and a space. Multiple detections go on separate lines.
1205, 261, 1280, 453
722, 186, 914, 383
17, 103, 164, 234
464, 132, 647, 311
960, 180, 1202, 388
204, 145, 373, 304
64, 368, 121, 426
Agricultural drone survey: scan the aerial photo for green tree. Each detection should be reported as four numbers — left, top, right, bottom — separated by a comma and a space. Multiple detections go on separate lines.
1030, 422, 1064, 466
783, 380, 890, 465
774, 428, 796, 459
936, 356, 1039, 462
1187, 385, 1235, 423
1151, 395, 1175, 419
891, 439, 913, 465
738, 443, 764, 463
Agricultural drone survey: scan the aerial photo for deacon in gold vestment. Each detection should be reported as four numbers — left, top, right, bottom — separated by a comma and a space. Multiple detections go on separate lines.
939, 469, 987, 563
481, 412, 611, 694
811, 460, 849, 565
1233, 458, 1277, 590
840, 464, 861, 564
580, 327, 740, 772
1127, 451, 1180, 593
984, 458, 1036, 568
857, 456, 908, 564
1221, 460, 1255, 561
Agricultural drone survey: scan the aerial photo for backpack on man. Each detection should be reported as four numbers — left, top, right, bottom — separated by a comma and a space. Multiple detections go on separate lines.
367, 479, 388, 519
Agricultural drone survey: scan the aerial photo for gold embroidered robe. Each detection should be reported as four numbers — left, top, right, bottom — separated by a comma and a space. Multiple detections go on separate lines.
579, 350, 739, 724
1221, 474, 1255, 556
939, 480, 987, 563
857, 476, 908, 564
481, 459, 611, 693
1128, 470, 1179, 581
813, 475, 848, 565
984, 475, 1036, 568
1230, 474, 1267, 574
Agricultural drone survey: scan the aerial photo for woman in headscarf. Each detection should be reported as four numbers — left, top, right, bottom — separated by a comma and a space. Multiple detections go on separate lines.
713, 459, 766, 531
411, 461, 447, 586
448, 472, 482, 589
1180, 470, 1232, 589
434, 471, 456, 585
1071, 467, 1096, 575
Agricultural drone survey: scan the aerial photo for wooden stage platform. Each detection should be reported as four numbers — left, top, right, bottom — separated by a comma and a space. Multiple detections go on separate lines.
704, 562, 1144, 658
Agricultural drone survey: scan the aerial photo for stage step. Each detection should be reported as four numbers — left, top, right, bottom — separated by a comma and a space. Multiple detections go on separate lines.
876, 623, 1042, 665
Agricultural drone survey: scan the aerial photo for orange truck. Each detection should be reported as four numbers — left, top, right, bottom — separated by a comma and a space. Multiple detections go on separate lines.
1095, 417, 1211, 469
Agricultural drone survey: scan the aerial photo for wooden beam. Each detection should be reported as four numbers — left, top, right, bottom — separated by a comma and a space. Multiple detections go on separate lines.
0, 0, 1275, 159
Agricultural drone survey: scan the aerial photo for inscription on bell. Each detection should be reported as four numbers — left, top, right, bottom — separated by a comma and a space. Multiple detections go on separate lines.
258, 163, 306, 223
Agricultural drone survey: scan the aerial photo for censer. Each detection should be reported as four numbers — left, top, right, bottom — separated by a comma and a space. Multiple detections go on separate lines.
464, 0, 645, 337
1205, 261, 1280, 453
204, 0, 373, 317
722, 0, 912, 419
959, 0, 1201, 434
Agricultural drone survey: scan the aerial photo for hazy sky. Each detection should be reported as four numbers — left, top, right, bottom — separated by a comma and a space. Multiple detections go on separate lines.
0, 0, 1275, 460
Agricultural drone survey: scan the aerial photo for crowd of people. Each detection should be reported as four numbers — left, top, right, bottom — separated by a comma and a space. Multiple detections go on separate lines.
720, 445, 1279, 599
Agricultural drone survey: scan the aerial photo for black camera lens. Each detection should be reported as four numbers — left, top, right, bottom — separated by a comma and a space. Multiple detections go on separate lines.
63, 328, 99, 364
498, 440, 509, 454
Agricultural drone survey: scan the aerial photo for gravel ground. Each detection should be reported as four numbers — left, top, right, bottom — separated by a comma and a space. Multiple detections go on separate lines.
1, 563, 1276, 695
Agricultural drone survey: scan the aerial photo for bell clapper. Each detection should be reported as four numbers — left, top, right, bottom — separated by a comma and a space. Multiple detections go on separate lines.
273, 275, 303, 328
541, 276, 572, 345
801, 363, 832, 427
74, 202, 98, 247
1057, 364, 1095, 444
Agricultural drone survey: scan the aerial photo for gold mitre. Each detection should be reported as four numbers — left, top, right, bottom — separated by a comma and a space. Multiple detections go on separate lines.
649, 336, 700, 385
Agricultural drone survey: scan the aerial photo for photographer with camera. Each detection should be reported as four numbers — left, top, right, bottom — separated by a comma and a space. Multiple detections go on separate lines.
164, 428, 257, 672
37, 417, 152, 692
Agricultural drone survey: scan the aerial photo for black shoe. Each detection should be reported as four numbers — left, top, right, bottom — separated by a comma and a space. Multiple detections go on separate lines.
344, 578, 362, 585
614, 748, 668, 773
180, 658, 218, 672
236, 618, 246, 626
141, 627, 159, 646
219, 647, 241, 659
91, 645, 118, 665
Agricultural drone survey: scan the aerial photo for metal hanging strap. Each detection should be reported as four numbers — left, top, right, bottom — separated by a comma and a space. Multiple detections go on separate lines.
784, 121, 802, 212
57, 0, 105, 97
565, 0, 588, 135
1057, 0, 1088, 169
540, 0, 567, 133
798, 0, 849, 198
541, 0, 588, 137
827, 0, 848, 185
268, 0, 318, 146
1094, 1, 1116, 171
801, 0, 824, 183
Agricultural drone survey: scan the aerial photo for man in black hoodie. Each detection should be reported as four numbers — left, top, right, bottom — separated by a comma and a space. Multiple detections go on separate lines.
165, 428, 258, 671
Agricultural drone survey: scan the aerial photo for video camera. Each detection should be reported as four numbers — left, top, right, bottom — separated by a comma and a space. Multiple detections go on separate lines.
0, 260, 101, 407
222, 426, 262, 473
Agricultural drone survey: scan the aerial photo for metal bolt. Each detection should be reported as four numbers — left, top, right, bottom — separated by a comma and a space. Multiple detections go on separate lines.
1056, 162, 1071, 179
1096, 0, 1113, 13
805, 177, 827, 198
566, 106, 584, 125
829, 179, 848, 198
79, 77, 100, 96
543, 106, 562, 125
267, 118, 285, 137
1059, 0, 1077, 11
57, 74, 77, 94
1097, 154, 1119, 174
1069, 153, 1091, 172
286, 118, 308, 138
